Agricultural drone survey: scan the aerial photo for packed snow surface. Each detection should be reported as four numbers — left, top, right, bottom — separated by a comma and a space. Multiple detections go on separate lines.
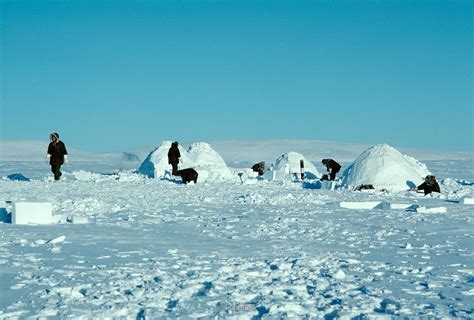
0, 143, 473, 318
342, 144, 431, 191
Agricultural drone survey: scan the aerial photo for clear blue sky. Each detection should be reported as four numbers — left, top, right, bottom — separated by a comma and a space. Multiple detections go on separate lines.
1, 0, 472, 152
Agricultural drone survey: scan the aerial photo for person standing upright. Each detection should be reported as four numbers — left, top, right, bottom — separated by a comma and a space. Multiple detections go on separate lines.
46, 132, 68, 180
167, 141, 181, 176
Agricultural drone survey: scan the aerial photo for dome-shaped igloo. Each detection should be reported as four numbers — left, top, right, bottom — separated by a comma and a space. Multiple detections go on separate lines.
187, 142, 233, 181
137, 141, 195, 178
341, 144, 430, 191
271, 152, 320, 180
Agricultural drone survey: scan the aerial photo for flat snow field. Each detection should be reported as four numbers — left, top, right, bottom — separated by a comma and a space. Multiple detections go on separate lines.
0, 160, 473, 319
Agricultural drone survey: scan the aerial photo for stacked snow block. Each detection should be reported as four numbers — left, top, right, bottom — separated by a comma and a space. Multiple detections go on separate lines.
460, 197, 474, 205
12, 201, 53, 224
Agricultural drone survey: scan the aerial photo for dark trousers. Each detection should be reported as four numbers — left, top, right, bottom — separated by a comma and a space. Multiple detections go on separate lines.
171, 163, 178, 176
329, 172, 337, 181
51, 164, 62, 180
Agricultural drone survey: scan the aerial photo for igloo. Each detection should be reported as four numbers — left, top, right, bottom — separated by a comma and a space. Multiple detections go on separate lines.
269, 152, 320, 180
137, 141, 195, 178
341, 144, 430, 192
187, 142, 233, 181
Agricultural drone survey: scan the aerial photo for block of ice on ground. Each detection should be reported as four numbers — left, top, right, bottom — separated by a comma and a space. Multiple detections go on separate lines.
416, 206, 447, 213
460, 197, 474, 205
319, 180, 336, 190
67, 215, 89, 224
339, 201, 382, 210
389, 203, 413, 210
12, 201, 53, 224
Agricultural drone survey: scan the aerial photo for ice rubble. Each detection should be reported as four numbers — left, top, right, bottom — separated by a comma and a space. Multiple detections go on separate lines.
342, 144, 430, 192
269, 152, 320, 180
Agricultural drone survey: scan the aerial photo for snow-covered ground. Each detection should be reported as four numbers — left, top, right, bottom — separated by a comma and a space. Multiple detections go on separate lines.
0, 141, 473, 318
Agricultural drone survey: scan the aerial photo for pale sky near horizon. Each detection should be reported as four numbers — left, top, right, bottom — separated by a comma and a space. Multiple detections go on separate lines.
1, 0, 472, 152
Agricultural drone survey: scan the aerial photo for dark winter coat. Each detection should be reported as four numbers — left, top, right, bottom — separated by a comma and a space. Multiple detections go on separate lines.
177, 168, 198, 184
417, 180, 440, 195
251, 162, 265, 176
322, 159, 341, 173
168, 145, 181, 165
48, 141, 68, 165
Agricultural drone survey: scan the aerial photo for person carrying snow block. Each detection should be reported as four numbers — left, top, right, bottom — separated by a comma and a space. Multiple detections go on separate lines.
416, 175, 441, 195
321, 159, 341, 181
168, 141, 181, 176
46, 132, 68, 181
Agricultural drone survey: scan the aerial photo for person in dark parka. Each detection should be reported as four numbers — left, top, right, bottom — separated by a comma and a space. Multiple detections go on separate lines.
321, 159, 341, 181
251, 161, 265, 176
167, 141, 181, 176
417, 175, 441, 195
46, 132, 68, 180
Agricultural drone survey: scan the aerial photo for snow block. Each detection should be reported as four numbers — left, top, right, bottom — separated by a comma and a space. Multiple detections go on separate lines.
303, 180, 337, 190
460, 197, 474, 205
12, 201, 53, 224
389, 203, 413, 210
320, 180, 336, 190
416, 206, 447, 213
339, 201, 382, 210
67, 215, 89, 224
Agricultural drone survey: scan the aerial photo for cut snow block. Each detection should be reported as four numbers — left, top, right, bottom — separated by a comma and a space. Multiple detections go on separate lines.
389, 203, 413, 210
340, 201, 382, 210
460, 197, 474, 205
67, 215, 89, 224
12, 201, 53, 224
374, 201, 391, 210
416, 206, 447, 214
320, 180, 336, 190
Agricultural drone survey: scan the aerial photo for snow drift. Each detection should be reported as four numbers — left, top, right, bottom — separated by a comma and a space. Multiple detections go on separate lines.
342, 144, 430, 192
271, 152, 320, 180
187, 142, 233, 181
137, 141, 195, 178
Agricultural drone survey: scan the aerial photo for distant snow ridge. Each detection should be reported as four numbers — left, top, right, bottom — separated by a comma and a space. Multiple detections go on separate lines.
272, 152, 320, 180
137, 141, 195, 178
187, 142, 233, 181
342, 144, 430, 192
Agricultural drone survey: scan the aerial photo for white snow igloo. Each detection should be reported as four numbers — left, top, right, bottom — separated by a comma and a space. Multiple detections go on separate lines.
270, 152, 320, 180
137, 141, 195, 178
342, 144, 430, 192
187, 142, 233, 181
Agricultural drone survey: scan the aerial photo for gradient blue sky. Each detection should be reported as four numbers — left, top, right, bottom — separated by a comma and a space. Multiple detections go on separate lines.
1, 0, 472, 152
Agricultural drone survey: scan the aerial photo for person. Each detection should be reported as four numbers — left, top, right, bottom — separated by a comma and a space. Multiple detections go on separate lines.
251, 161, 265, 176
416, 175, 441, 195
46, 132, 68, 181
167, 141, 181, 176
321, 159, 341, 181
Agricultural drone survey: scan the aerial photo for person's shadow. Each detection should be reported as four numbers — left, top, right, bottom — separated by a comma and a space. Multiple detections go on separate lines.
160, 170, 183, 184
